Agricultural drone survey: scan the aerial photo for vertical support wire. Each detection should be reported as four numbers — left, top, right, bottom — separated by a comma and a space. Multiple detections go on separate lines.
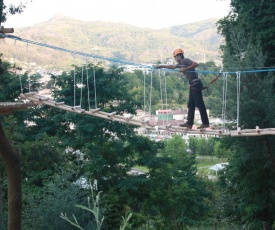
158, 70, 164, 125
13, 39, 23, 94
221, 72, 228, 130
79, 64, 84, 107
164, 71, 169, 125
73, 57, 76, 107
149, 69, 153, 119
143, 69, 146, 118
236, 72, 241, 129
27, 42, 31, 92
93, 65, 97, 109
85, 58, 91, 111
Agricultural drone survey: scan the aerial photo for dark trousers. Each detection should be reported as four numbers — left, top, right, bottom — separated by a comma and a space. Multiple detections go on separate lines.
187, 87, 209, 126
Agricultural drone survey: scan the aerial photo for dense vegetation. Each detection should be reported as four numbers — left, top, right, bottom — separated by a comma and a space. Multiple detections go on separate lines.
0, 62, 227, 229
0, 0, 275, 229
216, 0, 275, 229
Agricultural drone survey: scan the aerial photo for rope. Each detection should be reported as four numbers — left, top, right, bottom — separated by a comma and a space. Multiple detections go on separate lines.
26, 42, 31, 92
85, 62, 91, 111
5, 35, 275, 75
143, 69, 146, 117
236, 72, 241, 129
12, 39, 23, 94
221, 72, 228, 130
164, 71, 169, 125
203, 67, 223, 90
149, 70, 153, 119
79, 64, 84, 107
5, 35, 151, 69
73, 59, 76, 107
158, 70, 164, 111
93, 65, 97, 109
156, 67, 275, 75
158, 70, 164, 125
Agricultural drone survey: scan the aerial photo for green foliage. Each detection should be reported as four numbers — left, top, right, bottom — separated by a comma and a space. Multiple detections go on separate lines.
216, 1, 275, 228
188, 137, 216, 157
161, 134, 188, 157
218, 0, 275, 66
217, 136, 275, 229
122, 69, 189, 112
142, 135, 210, 229
213, 141, 231, 161
61, 187, 104, 230
1, 2, 26, 23
0, 59, 228, 229
21, 172, 91, 230
17, 135, 64, 186
119, 213, 132, 230
61, 186, 133, 230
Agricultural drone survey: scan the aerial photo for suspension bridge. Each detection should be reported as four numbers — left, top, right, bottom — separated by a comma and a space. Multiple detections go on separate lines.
1, 31, 275, 137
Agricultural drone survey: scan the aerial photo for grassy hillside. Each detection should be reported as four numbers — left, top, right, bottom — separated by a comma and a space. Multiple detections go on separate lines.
0, 15, 223, 69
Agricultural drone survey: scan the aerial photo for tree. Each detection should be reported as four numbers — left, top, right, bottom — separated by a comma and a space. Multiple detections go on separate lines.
0, 2, 34, 228
218, 0, 275, 66
188, 136, 199, 155
217, 1, 275, 229
196, 137, 215, 159
161, 134, 188, 158
0, 122, 22, 230
213, 141, 227, 161
30, 64, 161, 229
143, 135, 209, 229
189, 136, 216, 159
1, 1, 26, 25
218, 137, 275, 229
0, 60, 29, 230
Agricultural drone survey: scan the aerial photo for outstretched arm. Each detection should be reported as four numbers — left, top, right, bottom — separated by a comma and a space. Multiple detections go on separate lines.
179, 60, 199, 73
154, 64, 177, 69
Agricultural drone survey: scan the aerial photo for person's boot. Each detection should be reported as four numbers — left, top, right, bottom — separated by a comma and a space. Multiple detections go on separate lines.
197, 124, 210, 129
180, 122, 192, 129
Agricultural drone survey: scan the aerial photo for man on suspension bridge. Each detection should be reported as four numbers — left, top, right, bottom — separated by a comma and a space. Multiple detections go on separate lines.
155, 48, 210, 129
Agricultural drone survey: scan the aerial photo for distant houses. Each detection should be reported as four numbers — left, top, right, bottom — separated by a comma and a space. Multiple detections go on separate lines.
121, 64, 153, 74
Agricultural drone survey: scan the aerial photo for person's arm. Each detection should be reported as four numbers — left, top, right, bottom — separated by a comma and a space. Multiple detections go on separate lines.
179, 60, 199, 73
154, 64, 177, 69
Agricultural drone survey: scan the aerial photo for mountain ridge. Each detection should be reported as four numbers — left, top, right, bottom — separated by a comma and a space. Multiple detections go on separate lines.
1, 15, 223, 68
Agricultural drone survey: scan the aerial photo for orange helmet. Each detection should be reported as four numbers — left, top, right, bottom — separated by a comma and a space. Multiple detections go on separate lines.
173, 48, 184, 57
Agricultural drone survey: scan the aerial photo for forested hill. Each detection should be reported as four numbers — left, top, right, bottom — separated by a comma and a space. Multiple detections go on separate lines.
1, 15, 223, 68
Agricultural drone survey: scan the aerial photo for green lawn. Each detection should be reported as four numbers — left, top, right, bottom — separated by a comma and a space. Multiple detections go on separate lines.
134, 155, 227, 178
196, 155, 227, 177
134, 165, 149, 172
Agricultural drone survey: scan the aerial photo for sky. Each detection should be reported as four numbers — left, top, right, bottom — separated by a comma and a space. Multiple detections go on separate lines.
4, 0, 231, 29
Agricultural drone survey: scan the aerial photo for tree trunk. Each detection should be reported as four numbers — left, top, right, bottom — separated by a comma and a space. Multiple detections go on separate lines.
0, 122, 22, 230
0, 0, 3, 27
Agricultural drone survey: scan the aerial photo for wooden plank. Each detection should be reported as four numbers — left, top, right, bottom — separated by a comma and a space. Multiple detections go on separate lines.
19, 93, 275, 136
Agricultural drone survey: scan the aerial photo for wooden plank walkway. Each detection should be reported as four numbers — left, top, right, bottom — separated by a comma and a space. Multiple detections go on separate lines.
19, 93, 275, 137
0, 101, 36, 114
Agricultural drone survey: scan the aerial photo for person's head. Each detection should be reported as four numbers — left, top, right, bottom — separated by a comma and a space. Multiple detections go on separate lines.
173, 48, 184, 63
